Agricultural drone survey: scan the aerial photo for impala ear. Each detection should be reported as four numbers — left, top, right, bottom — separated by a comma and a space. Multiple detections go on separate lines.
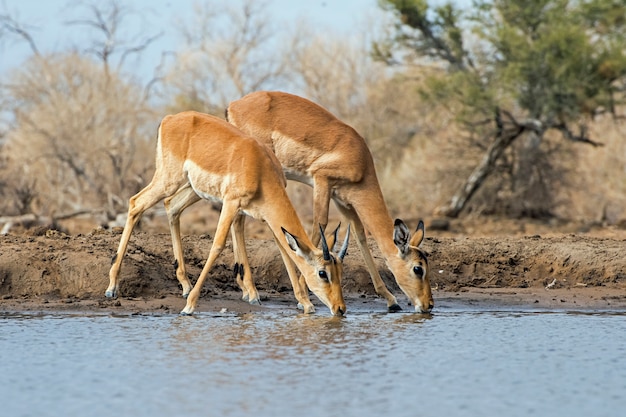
393, 219, 410, 255
410, 220, 425, 248
282, 227, 312, 260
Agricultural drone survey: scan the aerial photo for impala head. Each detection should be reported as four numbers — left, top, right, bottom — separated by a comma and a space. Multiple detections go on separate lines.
282, 224, 350, 316
390, 219, 433, 313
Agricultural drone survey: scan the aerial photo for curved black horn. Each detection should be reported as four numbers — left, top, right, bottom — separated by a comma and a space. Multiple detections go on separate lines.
319, 224, 331, 261
338, 224, 350, 261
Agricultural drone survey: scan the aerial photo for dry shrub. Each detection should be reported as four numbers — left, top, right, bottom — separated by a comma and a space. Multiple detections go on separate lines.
465, 132, 572, 219
562, 115, 626, 223
376, 113, 468, 218
1, 53, 156, 220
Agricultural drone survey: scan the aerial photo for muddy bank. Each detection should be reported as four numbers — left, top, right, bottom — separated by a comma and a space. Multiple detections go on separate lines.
1, 228, 625, 313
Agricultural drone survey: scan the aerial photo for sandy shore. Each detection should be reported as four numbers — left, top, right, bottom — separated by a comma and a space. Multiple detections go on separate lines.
3, 286, 625, 316
1, 229, 625, 315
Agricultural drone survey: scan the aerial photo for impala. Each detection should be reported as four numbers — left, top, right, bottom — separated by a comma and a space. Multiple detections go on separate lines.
225, 91, 434, 313
105, 111, 348, 316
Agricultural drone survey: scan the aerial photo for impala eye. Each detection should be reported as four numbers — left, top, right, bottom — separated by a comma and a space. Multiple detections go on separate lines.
413, 265, 424, 278
319, 270, 329, 281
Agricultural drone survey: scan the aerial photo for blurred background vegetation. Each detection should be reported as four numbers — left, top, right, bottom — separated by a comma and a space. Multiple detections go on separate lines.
0, 0, 624, 235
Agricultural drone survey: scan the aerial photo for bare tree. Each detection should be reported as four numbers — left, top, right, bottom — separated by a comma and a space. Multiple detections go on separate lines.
64, 0, 162, 77
162, 0, 289, 113
2, 53, 154, 218
0, 1, 159, 231
286, 31, 384, 122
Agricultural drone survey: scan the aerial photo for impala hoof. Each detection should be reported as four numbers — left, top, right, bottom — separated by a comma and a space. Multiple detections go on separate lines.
180, 304, 195, 315
105, 290, 116, 298
298, 303, 315, 314
249, 298, 261, 306
388, 303, 402, 312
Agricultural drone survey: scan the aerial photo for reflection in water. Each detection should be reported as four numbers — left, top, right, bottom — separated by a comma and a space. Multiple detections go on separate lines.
168, 311, 431, 363
163, 310, 436, 414
1, 309, 624, 417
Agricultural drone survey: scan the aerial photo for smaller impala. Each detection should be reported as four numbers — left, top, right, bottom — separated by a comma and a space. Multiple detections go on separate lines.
106, 111, 349, 316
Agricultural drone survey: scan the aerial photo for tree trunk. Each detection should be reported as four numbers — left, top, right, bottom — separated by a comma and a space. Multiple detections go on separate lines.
0, 210, 93, 234
437, 127, 525, 218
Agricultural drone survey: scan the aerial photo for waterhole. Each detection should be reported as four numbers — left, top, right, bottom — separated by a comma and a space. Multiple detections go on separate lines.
1, 305, 624, 417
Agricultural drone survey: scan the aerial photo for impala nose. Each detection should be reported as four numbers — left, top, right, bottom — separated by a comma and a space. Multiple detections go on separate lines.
416, 300, 434, 313
335, 306, 345, 316
421, 302, 434, 313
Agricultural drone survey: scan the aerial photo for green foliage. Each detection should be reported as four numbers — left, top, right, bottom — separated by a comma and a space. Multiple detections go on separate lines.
472, 0, 626, 122
381, 0, 626, 126
378, 0, 468, 69
379, 0, 626, 218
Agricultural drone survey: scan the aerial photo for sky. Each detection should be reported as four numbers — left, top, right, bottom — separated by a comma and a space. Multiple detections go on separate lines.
1, 0, 473, 83
0, 0, 390, 83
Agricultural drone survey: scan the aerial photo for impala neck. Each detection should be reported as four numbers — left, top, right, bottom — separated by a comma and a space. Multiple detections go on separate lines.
350, 179, 399, 259
262, 190, 316, 256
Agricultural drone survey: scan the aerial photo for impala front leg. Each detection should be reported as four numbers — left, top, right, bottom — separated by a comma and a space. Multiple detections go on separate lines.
274, 234, 315, 314
181, 200, 239, 315
335, 203, 401, 311
294, 176, 333, 296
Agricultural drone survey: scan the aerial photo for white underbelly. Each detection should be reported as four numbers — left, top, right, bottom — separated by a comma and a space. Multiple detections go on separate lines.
184, 160, 226, 202
183, 160, 257, 218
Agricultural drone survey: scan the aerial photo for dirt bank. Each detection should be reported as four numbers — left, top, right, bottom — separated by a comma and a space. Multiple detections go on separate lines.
1, 225, 625, 314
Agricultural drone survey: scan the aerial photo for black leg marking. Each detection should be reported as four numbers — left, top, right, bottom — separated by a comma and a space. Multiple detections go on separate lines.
111, 253, 118, 265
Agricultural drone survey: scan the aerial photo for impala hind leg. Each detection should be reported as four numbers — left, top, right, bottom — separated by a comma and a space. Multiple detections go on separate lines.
334, 203, 401, 312
107, 179, 183, 298
181, 200, 240, 315
230, 214, 260, 304
164, 184, 201, 298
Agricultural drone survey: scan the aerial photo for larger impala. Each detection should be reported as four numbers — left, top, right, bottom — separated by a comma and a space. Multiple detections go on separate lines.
105, 111, 348, 316
226, 91, 433, 313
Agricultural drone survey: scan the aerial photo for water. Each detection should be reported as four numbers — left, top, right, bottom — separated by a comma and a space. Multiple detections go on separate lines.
1, 305, 625, 417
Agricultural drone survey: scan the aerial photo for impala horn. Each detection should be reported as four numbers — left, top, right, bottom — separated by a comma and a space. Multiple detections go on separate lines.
338, 224, 350, 261
319, 224, 331, 261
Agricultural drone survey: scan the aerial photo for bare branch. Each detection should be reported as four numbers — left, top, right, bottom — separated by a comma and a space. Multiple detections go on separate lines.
0, 12, 40, 55
117, 30, 163, 71
554, 123, 604, 147
143, 50, 176, 100
64, 0, 160, 75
